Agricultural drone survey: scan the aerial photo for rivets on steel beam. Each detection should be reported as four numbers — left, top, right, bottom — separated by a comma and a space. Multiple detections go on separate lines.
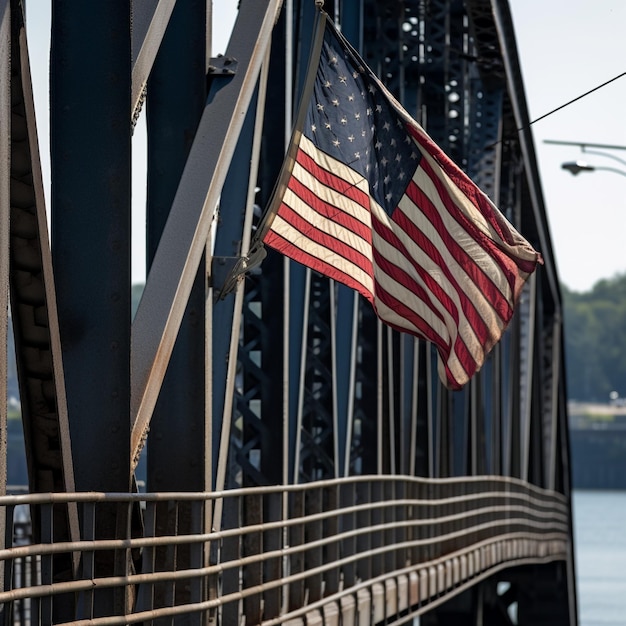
208, 55, 238, 76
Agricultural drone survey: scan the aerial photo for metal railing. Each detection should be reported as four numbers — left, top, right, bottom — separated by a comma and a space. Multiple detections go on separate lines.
1, 475, 570, 625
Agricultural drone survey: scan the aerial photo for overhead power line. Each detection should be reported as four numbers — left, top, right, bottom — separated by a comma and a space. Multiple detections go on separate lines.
525, 71, 626, 129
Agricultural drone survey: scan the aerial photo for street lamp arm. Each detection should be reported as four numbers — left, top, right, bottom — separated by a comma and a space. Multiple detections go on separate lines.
591, 165, 626, 178
544, 139, 626, 151
581, 147, 626, 168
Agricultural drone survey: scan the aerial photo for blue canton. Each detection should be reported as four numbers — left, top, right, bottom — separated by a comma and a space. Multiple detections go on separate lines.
302, 26, 422, 216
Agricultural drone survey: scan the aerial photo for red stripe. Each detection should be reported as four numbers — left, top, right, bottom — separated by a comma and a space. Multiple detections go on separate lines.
273, 201, 373, 271
407, 124, 538, 277
407, 124, 516, 242
372, 278, 473, 386
372, 220, 457, 328
372, 278, 447, 348
387, 207, 496, 346
370, 219, 479, 377
372, 308, 465, 389
264, 229, 375, 303
415, 153, 530, 292
296, 148, 370, 210
287, 175, 372, 243
372, 212, 492, 356
403, 181, 513, 324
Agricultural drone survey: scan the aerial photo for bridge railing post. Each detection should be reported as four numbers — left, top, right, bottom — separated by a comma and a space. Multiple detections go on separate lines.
304, 485, 323, 604
263, 490, 283, 620
323, 484, 340, 597
288, 489, 305, 612
396, 479, 408, 570
383, 480, 396, 577
243, 492, 262, 625
339, 480, 356, 590
353, 480, 370, 586
370, 479, 384, 581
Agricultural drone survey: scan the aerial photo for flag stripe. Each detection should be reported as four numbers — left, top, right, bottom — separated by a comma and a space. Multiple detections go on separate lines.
370, 213, 480, 379
370, 295, 463, 387
401, 180, 512, 323
273, 198, 373, 272
287, 174, 371, 241
293, 143, 372, 234
380, 206, 496, 347
413, 140, 529, 293
264, 216, 375, 298
409, 124, 538, 275
296, 144, 371, 217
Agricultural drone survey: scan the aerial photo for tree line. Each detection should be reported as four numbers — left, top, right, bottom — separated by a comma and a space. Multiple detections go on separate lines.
562, 273, 626, 403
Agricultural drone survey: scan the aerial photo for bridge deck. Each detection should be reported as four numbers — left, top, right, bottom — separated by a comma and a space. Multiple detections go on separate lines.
2, 476, 569, 624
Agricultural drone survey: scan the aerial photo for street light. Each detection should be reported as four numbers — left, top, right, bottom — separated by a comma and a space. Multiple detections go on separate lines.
561, 160, 626, 178
545, 140, 626, 178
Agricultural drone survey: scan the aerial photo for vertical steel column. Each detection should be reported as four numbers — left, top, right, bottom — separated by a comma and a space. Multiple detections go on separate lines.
50, 3, 131, 617
414, 342, 432, 477
296, 273, 336, 482
232, 4, 289, 489
212, 79, 266, 492
335, 286, 357, 477
144, 3, 208, 617
50, 2, 131, 492
0, 4, 9, 609
347, 302, 379, 475
145, 0, 208, 493
10, 9, 81, 621
336, 0, 361, 480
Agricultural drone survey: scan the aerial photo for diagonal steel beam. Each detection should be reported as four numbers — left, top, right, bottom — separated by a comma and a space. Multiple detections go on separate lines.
8, 5, 81, 612
131, 0, 283, 464
131, 0, 177, 121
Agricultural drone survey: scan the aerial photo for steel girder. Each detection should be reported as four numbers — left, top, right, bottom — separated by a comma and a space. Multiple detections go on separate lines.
0, 0, 8, 598
1, 0, 576, 623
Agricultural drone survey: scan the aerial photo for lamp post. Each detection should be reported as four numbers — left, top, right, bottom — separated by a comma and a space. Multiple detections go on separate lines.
545, 139, 626, 177
561, 160, 626, 178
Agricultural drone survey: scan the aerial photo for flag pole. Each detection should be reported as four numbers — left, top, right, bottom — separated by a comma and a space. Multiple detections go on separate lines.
249, 5, 328, 252
215, 6, 327, 298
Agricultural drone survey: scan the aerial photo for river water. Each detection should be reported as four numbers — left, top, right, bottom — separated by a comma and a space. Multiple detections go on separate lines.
573, 490, 626, 625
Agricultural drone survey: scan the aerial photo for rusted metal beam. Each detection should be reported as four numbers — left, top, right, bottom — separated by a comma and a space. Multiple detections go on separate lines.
0, 0, 9, 607
8, 10, 80, 620
131, 0, 283, 466
131, 0, 177, 122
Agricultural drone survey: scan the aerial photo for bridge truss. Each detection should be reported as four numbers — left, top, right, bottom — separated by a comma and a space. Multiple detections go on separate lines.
0, 0, 577, 624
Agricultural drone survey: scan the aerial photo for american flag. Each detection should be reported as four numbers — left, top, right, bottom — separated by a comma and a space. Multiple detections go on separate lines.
260, 13, 542, 389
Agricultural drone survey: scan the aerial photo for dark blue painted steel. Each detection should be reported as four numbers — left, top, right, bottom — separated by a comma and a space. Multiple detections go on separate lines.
335, 285, 355, 476
50, 1, 131, 493
145, 0, 208, 493
211, 88, 259, 487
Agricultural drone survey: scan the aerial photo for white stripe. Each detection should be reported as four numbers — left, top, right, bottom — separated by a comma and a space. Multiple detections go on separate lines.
291, 159, 371, 227
413, 135, 537, 264
370, 201, 485, 360
298, 135, 372, 221
373, 296, 468, 385
395, 192, 506, 338
283, 187, 373, 261
370, 231, 480, 377
269, 214, 375, 295
407, 163, 513, 302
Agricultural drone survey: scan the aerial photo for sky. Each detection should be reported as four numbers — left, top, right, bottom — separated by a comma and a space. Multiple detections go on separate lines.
508, 0, 626, 292
24, 1, 626, 293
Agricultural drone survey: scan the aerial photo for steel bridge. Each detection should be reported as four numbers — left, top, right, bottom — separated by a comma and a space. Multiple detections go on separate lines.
0, 0, 577, 624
